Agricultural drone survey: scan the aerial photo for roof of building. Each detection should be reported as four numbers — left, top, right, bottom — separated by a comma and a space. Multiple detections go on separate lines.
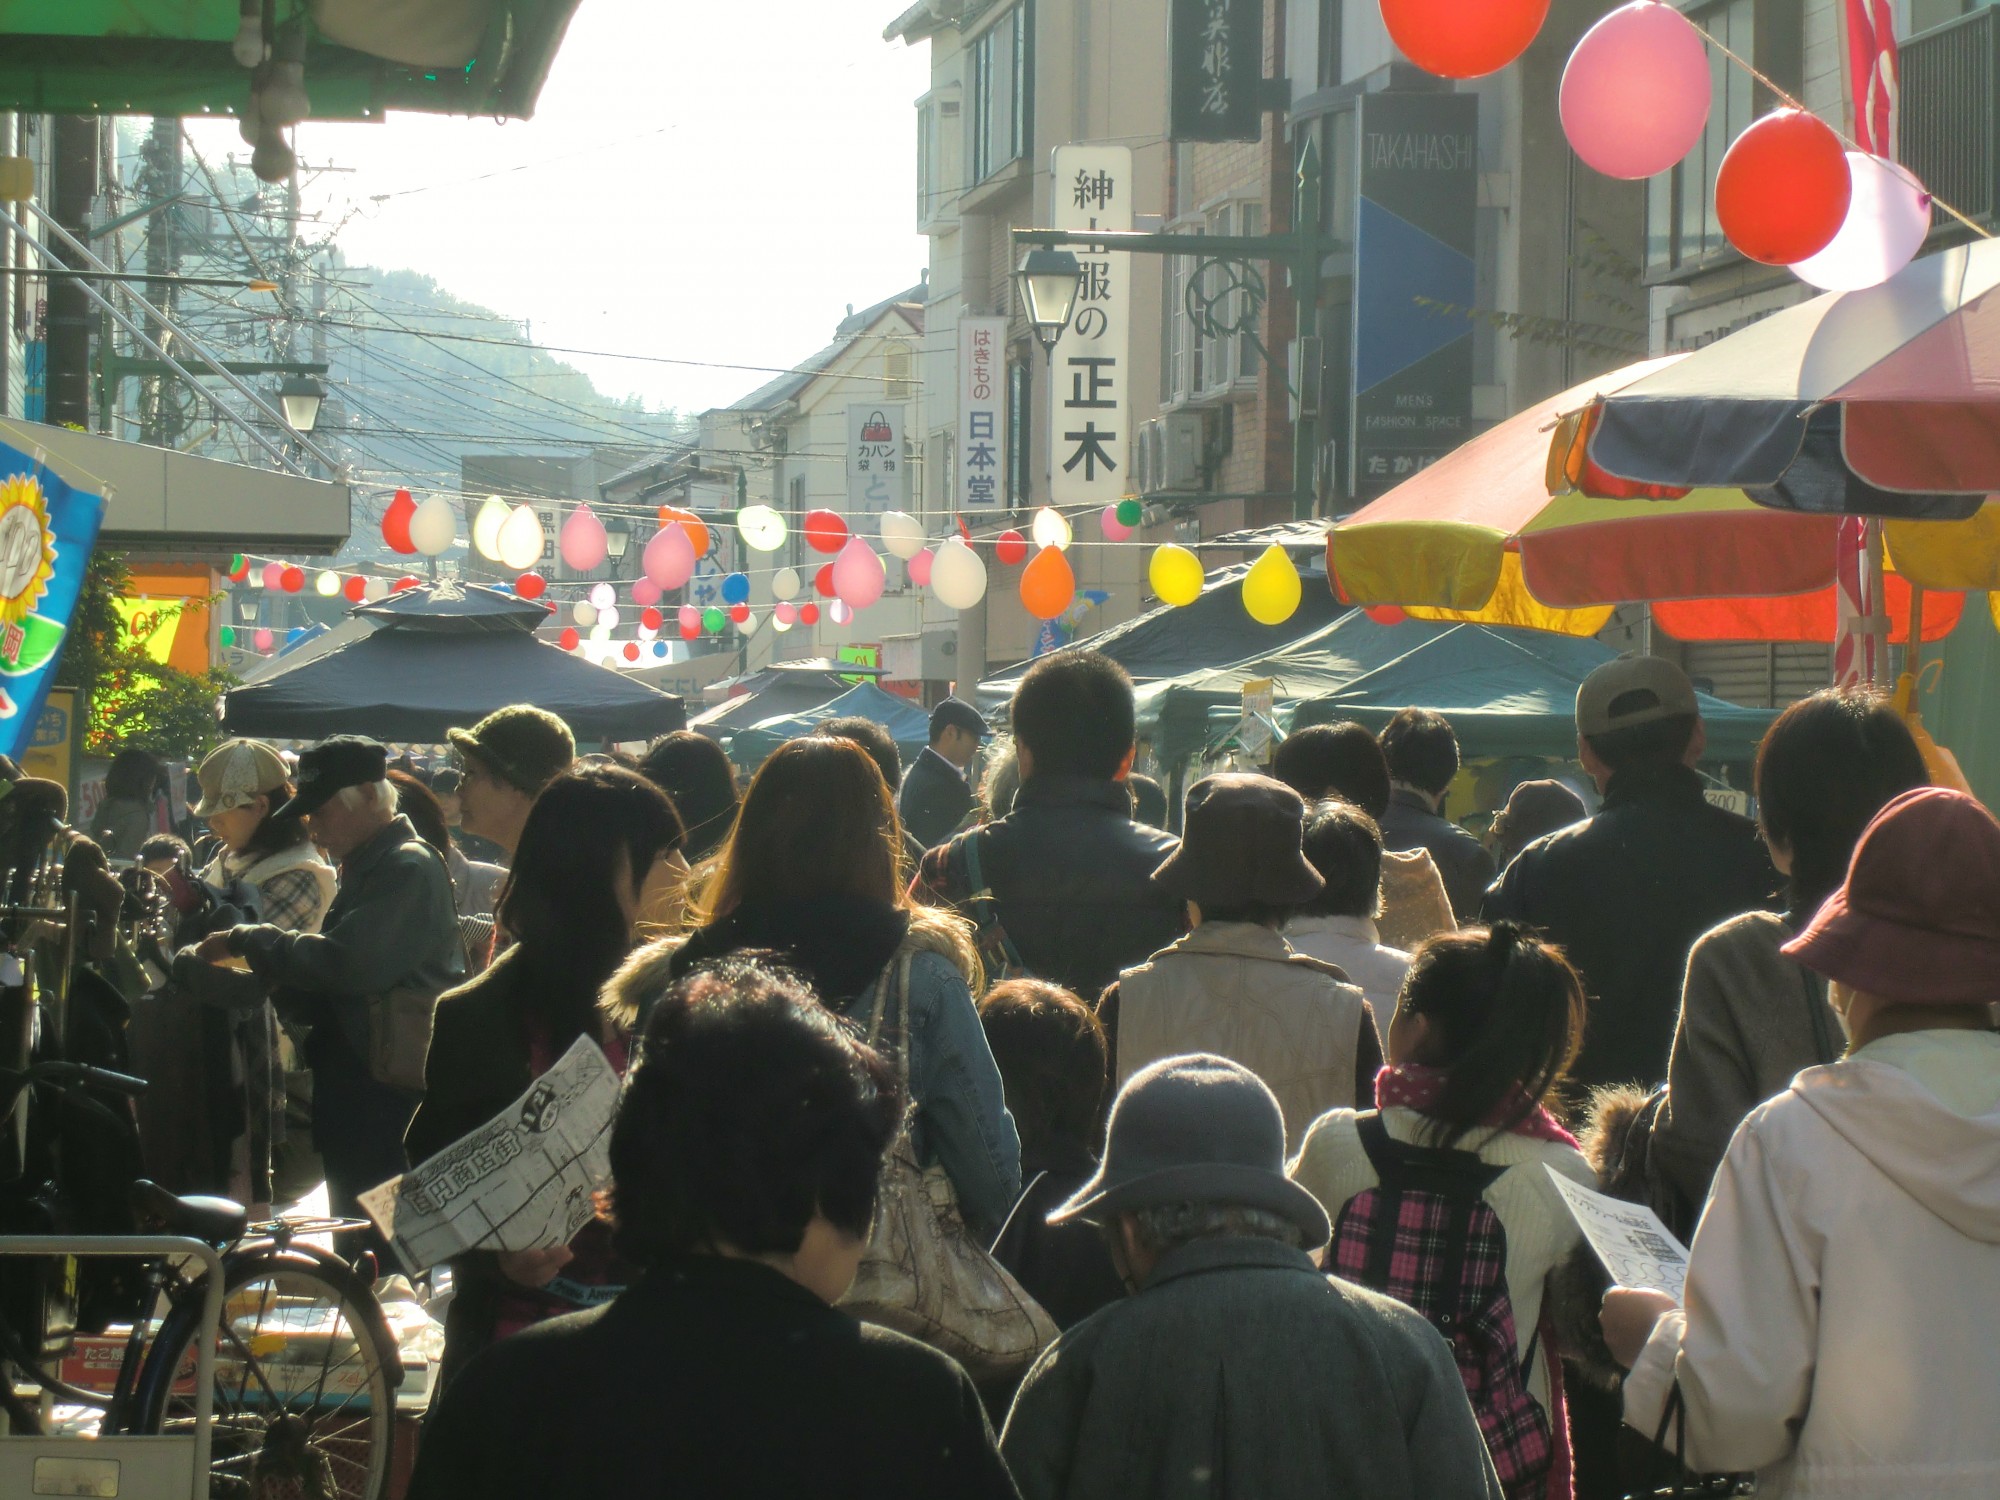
724, 284, 926, 413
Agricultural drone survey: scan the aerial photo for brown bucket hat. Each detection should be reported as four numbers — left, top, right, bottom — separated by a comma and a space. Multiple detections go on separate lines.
1150, 772, 1325, 909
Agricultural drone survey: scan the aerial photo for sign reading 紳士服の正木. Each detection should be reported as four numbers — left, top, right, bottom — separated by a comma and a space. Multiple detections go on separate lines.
847, 404, 906, 517
1050, 144, 1133, 508
1169, 0, 1263, 143
0, 444, 104, 764
959, 316, 1008, 509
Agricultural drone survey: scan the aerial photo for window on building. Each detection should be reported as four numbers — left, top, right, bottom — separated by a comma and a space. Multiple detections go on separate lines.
916, 91, 963, 227
1163, 202, 1264, 403
971, 7, 1029, 183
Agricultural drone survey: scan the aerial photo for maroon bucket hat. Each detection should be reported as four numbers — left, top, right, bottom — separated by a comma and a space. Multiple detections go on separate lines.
1782, 786, 2000, 1006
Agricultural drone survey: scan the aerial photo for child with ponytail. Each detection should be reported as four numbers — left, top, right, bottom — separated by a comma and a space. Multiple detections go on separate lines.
1291, 922, 1595, 1500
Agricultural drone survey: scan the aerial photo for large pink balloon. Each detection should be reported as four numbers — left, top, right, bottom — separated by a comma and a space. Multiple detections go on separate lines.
630, 576, 663, 607
1561, 1, 1710, 180
559, 504, 608, 571
643, 524, 696, 589
831, 536, 886, 610
1790, 154, 1933, 291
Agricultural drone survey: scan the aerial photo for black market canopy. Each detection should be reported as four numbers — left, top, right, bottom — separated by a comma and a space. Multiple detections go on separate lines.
221, 581, 684, 743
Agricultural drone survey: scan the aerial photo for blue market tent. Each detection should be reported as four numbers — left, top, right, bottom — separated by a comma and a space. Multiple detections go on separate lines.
730, 681, 934, 767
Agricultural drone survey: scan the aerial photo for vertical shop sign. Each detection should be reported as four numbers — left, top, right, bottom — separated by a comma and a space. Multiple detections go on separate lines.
958, 316, 1008, 509
846, 404, 905, 517
1170, 0, 1263, 142
1049, 144, 1133, 506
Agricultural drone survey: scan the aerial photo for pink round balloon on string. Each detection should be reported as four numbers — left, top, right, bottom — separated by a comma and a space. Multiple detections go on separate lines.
1789, 153, 1933, 291
261, 562, 284, 590
253, 628, 274, 652
1560, 1, 1711, 179
908, 547, 936, 587
774, 600, 798, 626
678, 605, 701, 641
830, 537, 886, 610
1101, 505, 1135, 542
630, 577, 662, 607
559, 504, 608, 571
643, 524, 697, 589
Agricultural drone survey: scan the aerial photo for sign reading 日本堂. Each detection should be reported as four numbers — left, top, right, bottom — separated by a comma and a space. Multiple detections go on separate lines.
958, 316, 1008, 509
1169, 0, 1263, 143
846, 404, 906, 517
1049, 144, 1132, 508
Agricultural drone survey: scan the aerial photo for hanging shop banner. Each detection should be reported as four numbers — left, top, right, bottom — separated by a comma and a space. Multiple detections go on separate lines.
847, 404, 906, 517
0, 442, 105, 762
1170, 0, 1263, 143
1349, 91, 1478, 502
1050, 143, 1133, 507
958, 316, 1008, 510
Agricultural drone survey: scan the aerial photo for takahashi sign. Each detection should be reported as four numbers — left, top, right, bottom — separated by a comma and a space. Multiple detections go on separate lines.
1050, 144, 1133, 507
959, 316, 1008, 510
846, 404, 906, 516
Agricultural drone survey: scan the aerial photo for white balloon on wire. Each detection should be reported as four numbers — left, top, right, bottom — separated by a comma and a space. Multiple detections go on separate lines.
471, 495, 510, 562
497, 505, 545, 572
409, 493, 457, 557
879, 510, 926, 560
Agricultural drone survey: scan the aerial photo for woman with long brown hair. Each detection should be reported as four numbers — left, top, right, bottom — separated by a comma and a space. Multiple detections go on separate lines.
610, 735, 1021, 1235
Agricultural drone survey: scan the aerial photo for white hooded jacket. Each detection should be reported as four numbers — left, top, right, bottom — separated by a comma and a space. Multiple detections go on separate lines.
1624, 1029, 2000, 1499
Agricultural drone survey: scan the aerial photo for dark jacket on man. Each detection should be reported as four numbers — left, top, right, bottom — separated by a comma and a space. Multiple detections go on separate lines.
232, 813, 463, 1219
900, 744, 977, 850
916, 773, 1183, 1001
1379, 787, 1497, 922
1000, 1235, 1503, 1500
1481, 764, 1777, 1091
408, 1254, 1020, 1500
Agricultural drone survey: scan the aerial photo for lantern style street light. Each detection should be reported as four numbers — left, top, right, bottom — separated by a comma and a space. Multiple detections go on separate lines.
278, 374, 326, 434
1015, 248, 1083, 362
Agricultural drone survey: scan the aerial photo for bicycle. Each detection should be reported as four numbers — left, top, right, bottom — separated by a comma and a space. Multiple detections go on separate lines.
0, 1059, 405, 1500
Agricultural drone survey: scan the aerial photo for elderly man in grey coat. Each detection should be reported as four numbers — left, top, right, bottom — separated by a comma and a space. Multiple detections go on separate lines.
1000, 1053, 1502, 1500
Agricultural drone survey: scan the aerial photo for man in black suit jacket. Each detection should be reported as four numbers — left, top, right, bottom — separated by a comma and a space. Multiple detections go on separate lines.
899, 697, 986, 849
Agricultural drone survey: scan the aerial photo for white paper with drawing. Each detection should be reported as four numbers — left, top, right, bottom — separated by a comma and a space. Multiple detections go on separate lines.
360, 1035, 619, 1272
1544, 1166, 1690, 1302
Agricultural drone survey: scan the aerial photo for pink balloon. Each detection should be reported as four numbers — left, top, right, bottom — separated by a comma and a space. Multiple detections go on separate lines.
830, 536, 886, 610
261, 562, 283, 590
774, 600, 798, 626
1561, 1, 1710, 180
643, 524, 696, 589
559, 504, 608, 571
908, 547, 936, 587
253, 628, 274, 652
1100, 504, 1135, 542
630, 577, 662, 607
1790, 153, 1933, 291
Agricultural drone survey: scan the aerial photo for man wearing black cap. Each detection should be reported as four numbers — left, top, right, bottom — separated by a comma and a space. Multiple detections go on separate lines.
899, 697, 985, 850
195, 736, 464, 1234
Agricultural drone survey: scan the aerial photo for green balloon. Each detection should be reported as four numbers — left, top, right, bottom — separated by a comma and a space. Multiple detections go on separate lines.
218, 625, 236, 647
1115, 499, 1143, 528
229, 553, 246, 575
701, 607, 727, 633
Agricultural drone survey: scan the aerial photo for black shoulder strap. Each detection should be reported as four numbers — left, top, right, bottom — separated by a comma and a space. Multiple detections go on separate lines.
1353, 1110, 1510, 1324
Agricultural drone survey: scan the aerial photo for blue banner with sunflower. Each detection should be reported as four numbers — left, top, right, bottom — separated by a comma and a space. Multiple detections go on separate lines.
0, 443, 104, 762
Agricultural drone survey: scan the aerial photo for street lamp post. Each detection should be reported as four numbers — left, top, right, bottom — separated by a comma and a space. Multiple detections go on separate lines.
1014, 249, 1084, 364
277, 374, 326, 434
604, 516, 631, 579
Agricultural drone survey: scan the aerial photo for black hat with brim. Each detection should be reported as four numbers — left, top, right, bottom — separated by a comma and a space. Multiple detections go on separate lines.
269, 735, 388, 820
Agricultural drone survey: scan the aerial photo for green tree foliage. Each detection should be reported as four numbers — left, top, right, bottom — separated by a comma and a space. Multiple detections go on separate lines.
65, 551, 232, 760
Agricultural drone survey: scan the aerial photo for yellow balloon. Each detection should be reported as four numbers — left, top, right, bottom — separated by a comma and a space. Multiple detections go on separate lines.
1242, 544, 1302, 626
1149, 544, 1205, 607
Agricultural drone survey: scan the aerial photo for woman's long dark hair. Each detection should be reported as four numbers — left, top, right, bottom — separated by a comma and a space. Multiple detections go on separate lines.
637, 732, 740, 861
1397, 922, 1586, 1148
104, 747, 166, 802
1755, 687, 1927, 924
499, 764, 685, 1049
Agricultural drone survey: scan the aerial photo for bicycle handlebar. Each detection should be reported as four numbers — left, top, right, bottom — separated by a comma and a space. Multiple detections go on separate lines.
0, 1059, 149, 1099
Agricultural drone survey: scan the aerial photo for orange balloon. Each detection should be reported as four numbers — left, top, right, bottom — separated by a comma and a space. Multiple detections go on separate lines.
1019, 545, 1077, 621
656, 506, 711, 558
1380, 0, 1548, 77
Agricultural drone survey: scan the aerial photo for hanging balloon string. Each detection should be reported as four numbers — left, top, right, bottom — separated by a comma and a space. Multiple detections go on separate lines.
1689, 19, 1991, 240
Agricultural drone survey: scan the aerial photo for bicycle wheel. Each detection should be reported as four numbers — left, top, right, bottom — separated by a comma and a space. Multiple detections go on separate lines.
133, 1247, 400, 1500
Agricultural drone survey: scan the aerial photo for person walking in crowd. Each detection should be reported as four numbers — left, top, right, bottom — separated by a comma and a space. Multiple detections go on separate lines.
821, 714, 927, 875
1098, 774, 1380, 1152
1125, 773, 1169, 830
1285, 799, 1412, 1013
651, 735, 1021, 1234
1273, 722, 1455, 950
426, 767, 507, 866
387, 769, 506, 974
901, 696, 987, 850
408, 959, 1019, 1500
636, 729, 740, 863
982, 979, 1125, 1330
917, 651, 1181, 1001
1293, 923, 1595, 1500
1484, 656, 1775, 1091
1602, 787, 2000, 1499
93, 746, 169, 861
192, 739, 336, 934
1379, 708, 1497, 921
447, 704, 576, 859
1487, 779, 1587, 872
1000, 1053, 1503, 1500
193, 736, 463, 1240
409, 764, 685, 1389
1654, 687, 1927, 1207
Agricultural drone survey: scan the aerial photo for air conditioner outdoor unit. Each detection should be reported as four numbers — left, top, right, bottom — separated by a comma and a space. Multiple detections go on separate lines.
1134, 420, 1165, 494
1163, 410, 1207, 490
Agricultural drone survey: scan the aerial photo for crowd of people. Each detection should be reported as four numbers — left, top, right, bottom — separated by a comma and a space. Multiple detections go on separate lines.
64, 640, 1998, 1499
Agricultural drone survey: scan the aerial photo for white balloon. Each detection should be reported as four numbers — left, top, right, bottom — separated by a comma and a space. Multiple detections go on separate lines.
1031, 506, 1073, 551
471, 495, 510, 562
1791, 153, 1933, 292
771, 565, 803, 601
314, 570, 340, 597
572, 600, 598, 628
589, 582, 615, 609
772, 612, 794, 633
598, 604, 621, 630
497, 504, 545, 572
930, 537, 988, 610
736, 504, 789, 552
735, 610, 760, 634
409, 493, 457, 557
879, 509, 926, 560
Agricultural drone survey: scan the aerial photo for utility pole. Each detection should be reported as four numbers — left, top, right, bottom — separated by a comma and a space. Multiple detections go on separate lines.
138, 117, 184, 447
46, 116, 99, 430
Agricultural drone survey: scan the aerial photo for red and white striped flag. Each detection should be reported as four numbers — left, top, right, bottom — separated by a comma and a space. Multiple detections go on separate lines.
1846, 0, 1899, 158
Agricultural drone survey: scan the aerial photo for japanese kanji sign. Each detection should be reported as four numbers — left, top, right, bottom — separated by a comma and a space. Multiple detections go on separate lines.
1050, 144, 1132, 508
847, 403, 906, 516
1170, 0, 1262, 142
958, 316, 1007, 510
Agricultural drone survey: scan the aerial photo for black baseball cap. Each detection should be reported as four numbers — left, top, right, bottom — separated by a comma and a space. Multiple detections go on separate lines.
929, 698, 987, 742
271, 735, 389, 819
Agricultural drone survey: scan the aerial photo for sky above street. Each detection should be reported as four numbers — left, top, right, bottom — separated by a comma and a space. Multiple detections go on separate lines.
186, 0, 931, 418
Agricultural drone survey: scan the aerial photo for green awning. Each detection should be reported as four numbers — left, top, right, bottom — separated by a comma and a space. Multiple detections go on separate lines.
0, 0, 578, 118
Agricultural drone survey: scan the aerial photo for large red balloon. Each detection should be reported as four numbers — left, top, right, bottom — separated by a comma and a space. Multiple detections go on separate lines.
342, 574, 367, 603
383, 489, 417, 554
1715, 109, 1851, 265
995, 530, 1028, 566
803, 509, 848, 555
278, 565, 305, 594
515, 572, 547, 599
1381, 0, 1548, 78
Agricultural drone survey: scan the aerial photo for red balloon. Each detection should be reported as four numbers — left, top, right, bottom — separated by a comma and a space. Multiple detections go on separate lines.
799, 602, 821, 626
383, 489, 418, 554
622, 641, 641, 662
729, 603, 751, 624
815, 563, 837, 598
278, 565, 305, 594
1380, 0, 1548, 77
1364, 604, 1409, 626
1715, 109, 1851, 265
228, 557, 251, 582
515, 572, 547, 599
392, 575, 420, 593
803, 509, 848, 554
342, 574, 367, 603
679, 615, 701, 641
558, 627, 581, 651
995, 530, 1028, 566
639, 606, 663, 632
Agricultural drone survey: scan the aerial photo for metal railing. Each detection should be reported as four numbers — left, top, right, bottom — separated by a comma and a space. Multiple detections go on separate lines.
1901, 6, 2000, 232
